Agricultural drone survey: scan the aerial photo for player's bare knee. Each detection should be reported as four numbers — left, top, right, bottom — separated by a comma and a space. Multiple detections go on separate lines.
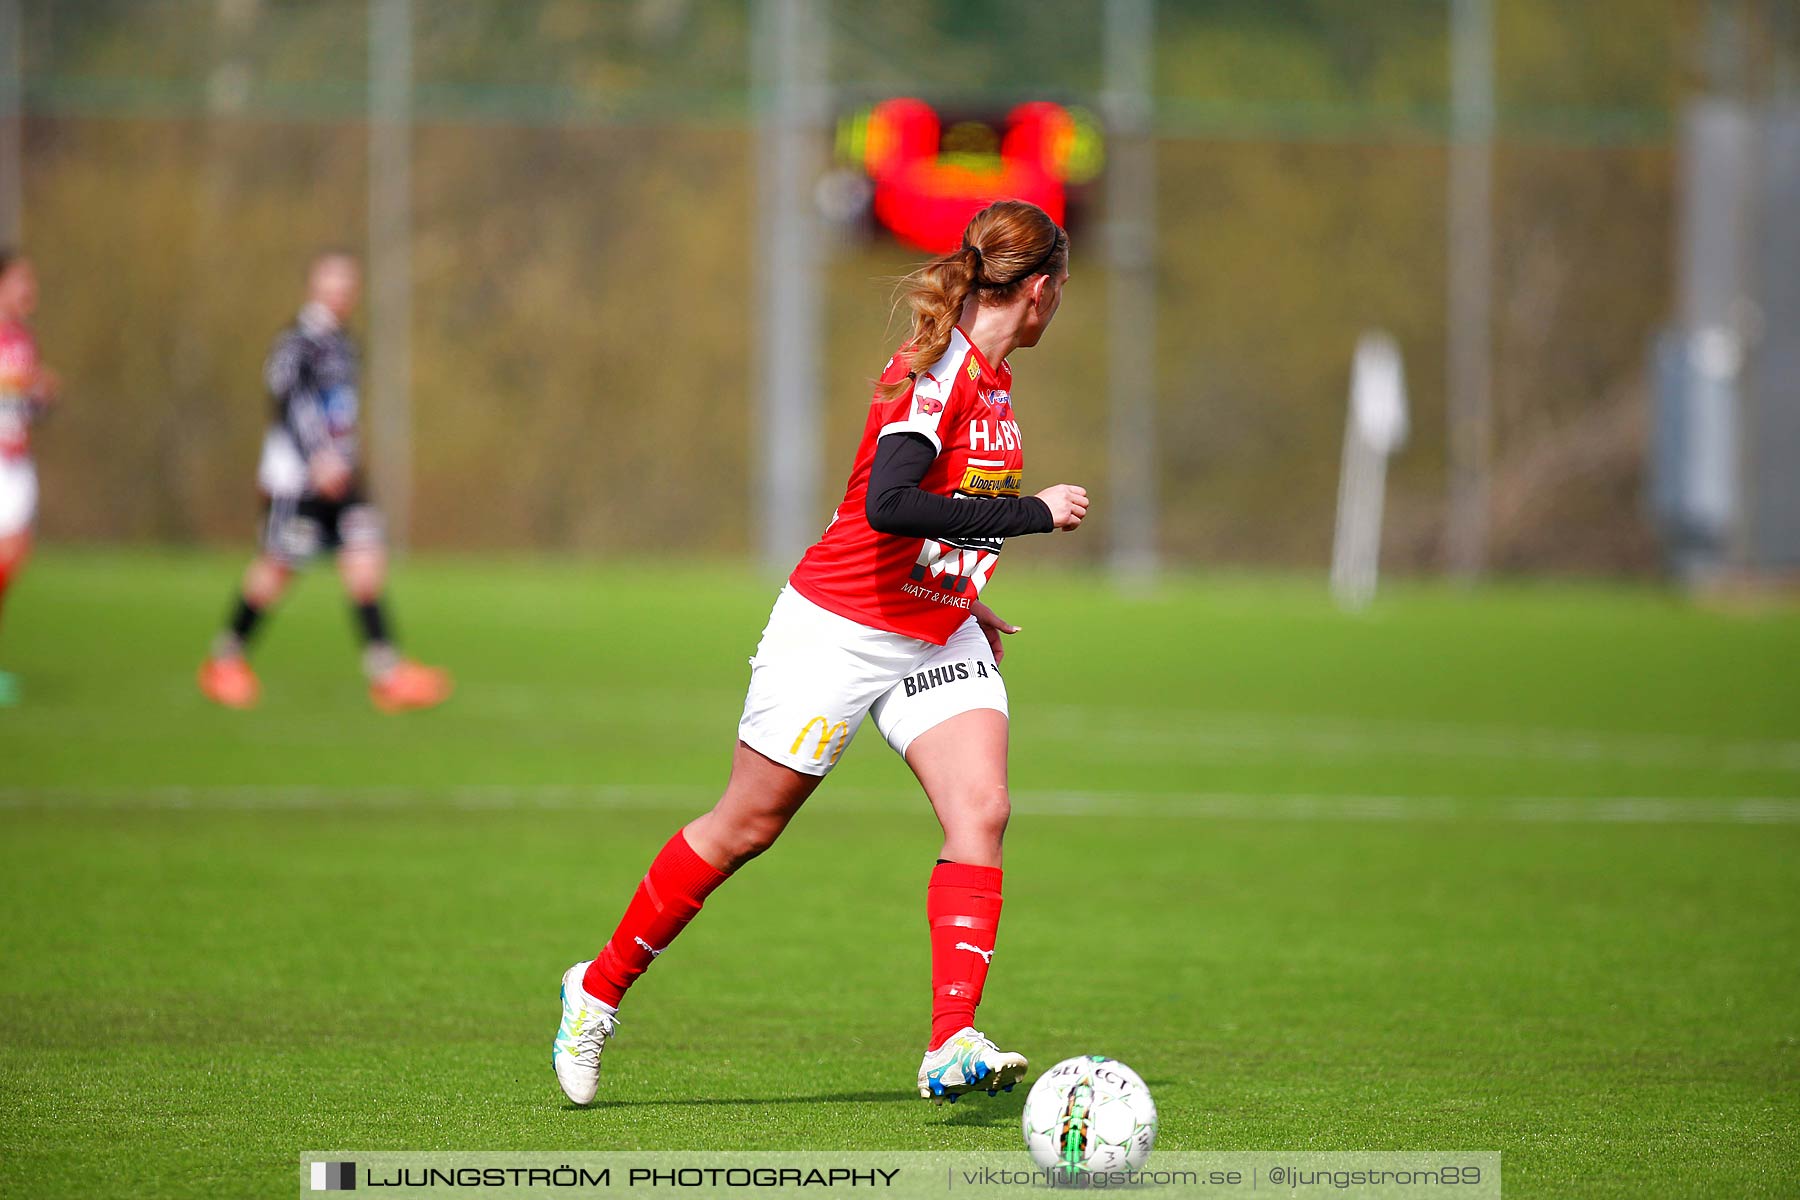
694, 789, 793, 870
339, 551, 386, 603
947, 781, 1010, 841
703, 825, 765, 873
728, 807, 789, 865
243, 556, 291, 606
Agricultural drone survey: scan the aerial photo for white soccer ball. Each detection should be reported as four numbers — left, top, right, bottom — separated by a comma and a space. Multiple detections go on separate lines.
1021, 1055, 1157, 1174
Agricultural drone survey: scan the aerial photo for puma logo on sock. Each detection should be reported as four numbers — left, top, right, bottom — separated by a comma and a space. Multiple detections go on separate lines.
955, 941, 994, 964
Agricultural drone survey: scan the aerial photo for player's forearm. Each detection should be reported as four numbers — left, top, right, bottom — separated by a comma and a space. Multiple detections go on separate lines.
866, 433, 1054, 540
869, 488, 1054, 540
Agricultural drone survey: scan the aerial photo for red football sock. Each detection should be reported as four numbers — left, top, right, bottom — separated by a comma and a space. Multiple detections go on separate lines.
582, 830, 730, 1008
927, 861, 1004, 1051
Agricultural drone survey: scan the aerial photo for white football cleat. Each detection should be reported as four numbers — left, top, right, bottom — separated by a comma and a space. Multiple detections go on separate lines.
917, 1027, 1028, 1104
552, 961, 619, 1106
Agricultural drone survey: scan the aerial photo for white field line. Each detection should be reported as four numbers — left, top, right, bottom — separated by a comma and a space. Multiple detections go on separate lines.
1, 785, 1796, 825
16, 696, 1798, 774
1035, 707, 1800, 773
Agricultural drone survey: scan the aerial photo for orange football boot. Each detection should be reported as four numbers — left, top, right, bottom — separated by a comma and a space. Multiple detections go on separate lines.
197, 655, 260, 709
370, 660, 453, 713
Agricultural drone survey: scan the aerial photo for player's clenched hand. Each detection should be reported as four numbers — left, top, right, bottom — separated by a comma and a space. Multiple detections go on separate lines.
1035, 484, 1089, 531
309, 450, 352, 500
970, 600, 1020, 665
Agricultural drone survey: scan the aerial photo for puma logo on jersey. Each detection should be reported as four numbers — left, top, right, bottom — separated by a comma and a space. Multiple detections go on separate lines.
634, 937, 665, 958
955, 942, 995, 964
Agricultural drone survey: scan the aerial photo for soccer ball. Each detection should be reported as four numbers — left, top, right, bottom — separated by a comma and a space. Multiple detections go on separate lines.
1021, 1055, 1157, 1174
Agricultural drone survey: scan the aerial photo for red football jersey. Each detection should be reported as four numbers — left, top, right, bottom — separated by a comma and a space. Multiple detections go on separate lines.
789, 327, 1027, 645
0, 320, 40, 459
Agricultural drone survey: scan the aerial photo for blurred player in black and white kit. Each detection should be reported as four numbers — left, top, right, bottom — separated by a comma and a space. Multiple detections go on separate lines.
197, 250, 451, 712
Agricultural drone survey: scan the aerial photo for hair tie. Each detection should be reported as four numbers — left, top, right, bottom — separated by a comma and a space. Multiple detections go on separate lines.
1010, 232, 1061, 285
963, 242, 983, 279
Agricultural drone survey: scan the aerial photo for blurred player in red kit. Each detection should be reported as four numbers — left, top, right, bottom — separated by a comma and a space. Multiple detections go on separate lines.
0, 251, 61, 706
551, 200, 1089, 1105
197, 250, 450, 712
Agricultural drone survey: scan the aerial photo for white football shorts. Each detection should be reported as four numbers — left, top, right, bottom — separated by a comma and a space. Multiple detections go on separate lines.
0, 456, 37, 538
737, 586, 1009, 776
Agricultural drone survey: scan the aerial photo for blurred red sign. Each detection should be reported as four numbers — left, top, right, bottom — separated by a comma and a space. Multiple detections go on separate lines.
839, 98, 1103, 252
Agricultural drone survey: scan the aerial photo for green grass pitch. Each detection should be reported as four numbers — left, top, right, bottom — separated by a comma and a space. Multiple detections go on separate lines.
1, 549, 1797, 1197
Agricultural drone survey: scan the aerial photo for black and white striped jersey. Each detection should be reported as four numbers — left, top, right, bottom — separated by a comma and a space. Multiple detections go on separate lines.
256, 303, 361, 499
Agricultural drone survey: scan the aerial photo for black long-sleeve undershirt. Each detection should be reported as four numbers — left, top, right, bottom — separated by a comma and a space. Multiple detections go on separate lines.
865, 433, 1054, 540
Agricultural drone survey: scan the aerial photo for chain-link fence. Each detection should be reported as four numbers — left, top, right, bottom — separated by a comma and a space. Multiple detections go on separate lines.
7, 0, 1781, 572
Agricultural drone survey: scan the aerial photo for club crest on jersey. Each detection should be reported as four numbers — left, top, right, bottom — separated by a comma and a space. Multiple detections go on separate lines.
966, 357, 980, 381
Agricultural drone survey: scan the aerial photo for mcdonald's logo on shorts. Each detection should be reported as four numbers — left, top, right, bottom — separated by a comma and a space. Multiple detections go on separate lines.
791, 715, 851, 766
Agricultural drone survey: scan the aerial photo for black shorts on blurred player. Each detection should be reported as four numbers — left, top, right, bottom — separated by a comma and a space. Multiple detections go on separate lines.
260, 490, 385, 566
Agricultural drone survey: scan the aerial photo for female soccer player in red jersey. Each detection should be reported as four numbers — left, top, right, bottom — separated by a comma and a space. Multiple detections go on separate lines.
552, 200, 1088, 1106
0, 251, 61, 706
